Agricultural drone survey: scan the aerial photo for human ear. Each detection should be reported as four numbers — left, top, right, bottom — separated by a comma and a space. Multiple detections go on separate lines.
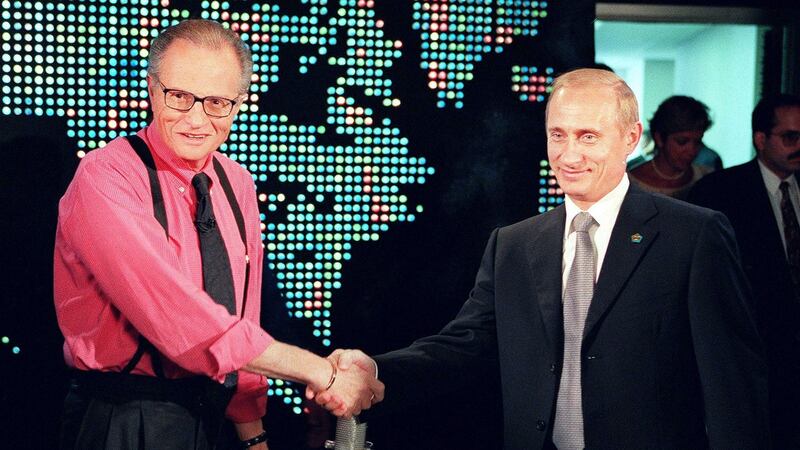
753, 131, 767, 153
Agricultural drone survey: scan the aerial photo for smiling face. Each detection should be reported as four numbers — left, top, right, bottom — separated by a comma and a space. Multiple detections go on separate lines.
546, 84, 642, 210
148, 38, 243, 170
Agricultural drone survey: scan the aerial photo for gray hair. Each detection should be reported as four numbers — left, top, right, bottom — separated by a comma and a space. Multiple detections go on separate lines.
147, 19, 253, 94
546, 68, 640, 130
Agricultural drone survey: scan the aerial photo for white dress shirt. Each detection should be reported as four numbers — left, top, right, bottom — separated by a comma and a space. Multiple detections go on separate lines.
758, 159, 800, 256
562, 174, 630, 293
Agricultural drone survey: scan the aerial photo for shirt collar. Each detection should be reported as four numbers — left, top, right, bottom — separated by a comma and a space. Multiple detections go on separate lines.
757, 159, 795, 195
143, 122, 214, 187
564, 174, 630, 237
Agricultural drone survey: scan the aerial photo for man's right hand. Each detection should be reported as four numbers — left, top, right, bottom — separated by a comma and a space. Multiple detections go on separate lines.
306, 349, 383, 417
330, 349, 378, 375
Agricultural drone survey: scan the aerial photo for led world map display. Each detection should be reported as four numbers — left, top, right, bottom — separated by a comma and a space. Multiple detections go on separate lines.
1, 0, 579, 414
413, 0, 549, 108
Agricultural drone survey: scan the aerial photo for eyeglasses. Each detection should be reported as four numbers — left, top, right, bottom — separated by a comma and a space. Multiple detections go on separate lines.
768, 129, 800, 147
157, 80, 240, 118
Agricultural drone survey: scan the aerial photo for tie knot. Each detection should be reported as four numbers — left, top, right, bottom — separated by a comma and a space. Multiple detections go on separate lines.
192, 172, 211, 196
572, 211, 594, 233
780, 181, 791, 195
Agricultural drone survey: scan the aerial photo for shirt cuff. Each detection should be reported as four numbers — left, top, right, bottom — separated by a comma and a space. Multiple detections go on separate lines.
226, 370, 269, 423
208, 318, 274, 377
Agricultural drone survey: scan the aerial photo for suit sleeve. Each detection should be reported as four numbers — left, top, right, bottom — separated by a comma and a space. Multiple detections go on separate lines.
688, 211, 770, 448
686, 174, 720, 211
373, 228, 501, 409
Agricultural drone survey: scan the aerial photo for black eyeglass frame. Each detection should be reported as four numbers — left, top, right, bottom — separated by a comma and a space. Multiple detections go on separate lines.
767, 129, 800, 147
157, 80, 242, 118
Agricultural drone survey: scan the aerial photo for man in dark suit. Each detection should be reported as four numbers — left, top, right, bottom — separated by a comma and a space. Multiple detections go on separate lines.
313, 69, 769, 449
689, 94, 800, 449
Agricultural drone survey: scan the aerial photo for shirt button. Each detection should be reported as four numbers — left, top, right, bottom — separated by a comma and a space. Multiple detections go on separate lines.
178, 186, 185, 193
536, 419, 547, 431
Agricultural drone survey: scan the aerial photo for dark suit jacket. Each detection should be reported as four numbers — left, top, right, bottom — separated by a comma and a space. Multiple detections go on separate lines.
690, 159, 800, 448
375, 185, 769, 449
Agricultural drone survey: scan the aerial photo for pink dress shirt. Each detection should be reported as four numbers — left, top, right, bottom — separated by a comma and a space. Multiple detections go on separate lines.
54, 124, 274, 422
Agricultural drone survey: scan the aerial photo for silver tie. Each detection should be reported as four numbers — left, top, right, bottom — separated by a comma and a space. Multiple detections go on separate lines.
553, 212, 596, 450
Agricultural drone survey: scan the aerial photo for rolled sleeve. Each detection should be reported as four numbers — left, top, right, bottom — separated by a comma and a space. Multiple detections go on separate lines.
209, 319, 274, 376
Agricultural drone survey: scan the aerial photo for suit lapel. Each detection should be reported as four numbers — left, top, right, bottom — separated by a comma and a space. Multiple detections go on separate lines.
525, 206, 566, 354
744, 160, 795, 278
747, 160, 786, 253
584, 186, 658, 339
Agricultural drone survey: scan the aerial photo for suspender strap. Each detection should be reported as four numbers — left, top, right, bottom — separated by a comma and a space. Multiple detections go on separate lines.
121, 338, 164, 378
123, 135, 169, 378
125, 134, 168, 237
212, 157, 247, 248
212, 157, 252, 316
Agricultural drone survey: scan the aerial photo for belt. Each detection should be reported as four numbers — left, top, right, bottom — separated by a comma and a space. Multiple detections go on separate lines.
69, 370, 233, 414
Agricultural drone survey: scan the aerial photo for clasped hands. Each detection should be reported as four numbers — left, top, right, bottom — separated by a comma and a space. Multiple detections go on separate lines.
306, 349, 384, 418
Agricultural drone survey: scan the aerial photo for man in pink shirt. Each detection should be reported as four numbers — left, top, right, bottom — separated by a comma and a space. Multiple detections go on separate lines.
54, 19, 382, 450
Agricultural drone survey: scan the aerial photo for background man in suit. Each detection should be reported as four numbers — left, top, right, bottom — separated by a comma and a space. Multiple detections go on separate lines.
314, 68, 769, 449
689, 94, 800, 449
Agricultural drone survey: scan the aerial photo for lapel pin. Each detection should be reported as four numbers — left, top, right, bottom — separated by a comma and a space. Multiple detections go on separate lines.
630, 233, 643, 244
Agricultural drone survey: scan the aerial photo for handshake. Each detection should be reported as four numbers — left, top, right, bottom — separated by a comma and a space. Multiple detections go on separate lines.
306, 349, 384, 418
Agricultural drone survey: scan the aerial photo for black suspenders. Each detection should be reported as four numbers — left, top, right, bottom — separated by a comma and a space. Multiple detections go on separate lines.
122, 134, 251, 376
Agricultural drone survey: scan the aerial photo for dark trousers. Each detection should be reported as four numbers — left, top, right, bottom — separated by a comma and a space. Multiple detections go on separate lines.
59, 372, 236, 450
60, 390, 215, 450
